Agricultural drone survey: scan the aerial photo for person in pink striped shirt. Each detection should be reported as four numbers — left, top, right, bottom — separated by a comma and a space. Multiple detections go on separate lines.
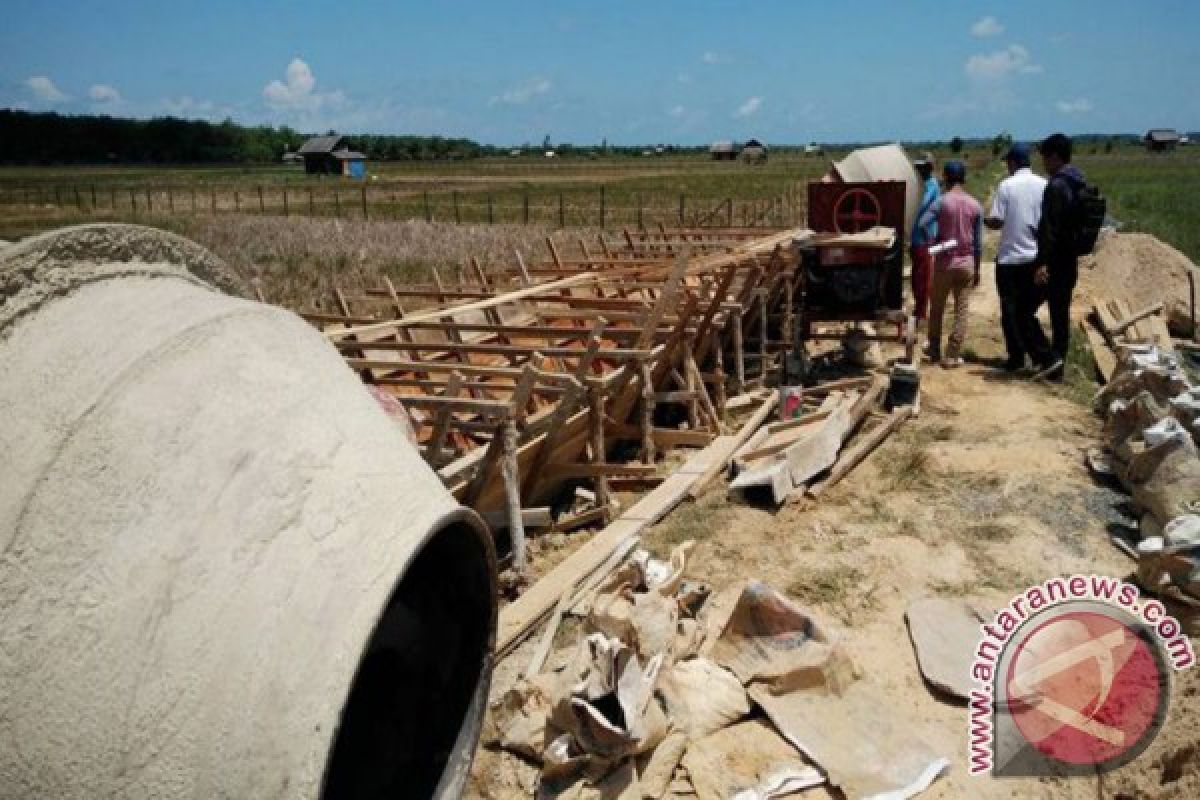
926, 160, 983, 367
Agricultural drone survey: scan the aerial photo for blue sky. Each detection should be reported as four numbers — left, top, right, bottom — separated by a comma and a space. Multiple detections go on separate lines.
2, 1, 1197, 145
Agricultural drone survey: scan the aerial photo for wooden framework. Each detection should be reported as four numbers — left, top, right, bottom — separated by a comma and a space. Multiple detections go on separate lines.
305, 226, 812, 567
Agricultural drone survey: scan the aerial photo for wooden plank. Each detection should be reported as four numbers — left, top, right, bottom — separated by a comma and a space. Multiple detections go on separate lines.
463, 360, 542, 508
326, 273, 600, 338
808, 407, 913, 498
480, 507, 554, 530
545, 462, 659, 478
521, 319, 606, 499
1083, 322, 1117, 383
1111, 302, 1165, 336
496, 435, 741, 655
334, 339, 652, 360
686, 389, 780, 500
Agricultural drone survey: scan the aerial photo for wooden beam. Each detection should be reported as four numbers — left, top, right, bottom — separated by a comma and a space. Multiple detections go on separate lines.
521, 319, 606, 500
686, 389, 779, 500
425, 372, 464, 464
1110, 302, 1165, 337
808, 407, 913, 498
544, 462, 658, 478
326, 273, 599, 338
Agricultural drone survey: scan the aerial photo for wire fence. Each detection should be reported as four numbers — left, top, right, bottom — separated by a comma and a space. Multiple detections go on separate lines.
0, 183, 808, 230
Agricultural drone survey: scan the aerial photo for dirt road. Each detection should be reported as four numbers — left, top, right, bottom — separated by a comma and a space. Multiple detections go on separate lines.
470, 261, 1199, 799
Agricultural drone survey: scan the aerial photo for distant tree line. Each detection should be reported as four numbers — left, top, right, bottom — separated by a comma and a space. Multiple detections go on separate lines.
0, 110, 500, 165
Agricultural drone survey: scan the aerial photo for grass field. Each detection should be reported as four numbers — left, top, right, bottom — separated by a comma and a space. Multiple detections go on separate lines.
2, 144, 1197, 266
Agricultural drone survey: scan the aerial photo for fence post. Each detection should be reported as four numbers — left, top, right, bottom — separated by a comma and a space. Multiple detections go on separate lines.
487, 194, 494, 225
453, 191, 461, 224
258, 186, 265, 213
74, 187, 82, 211
361, 185, 368, 219
307, 187, 314, 216
145, 188, 152, 212
599, 185, 606, 229
334, 191, 341, 217
130, 188, 137, 216
424, 190, 431, 222
91, 185, 97, 208
190, 187, 196, 212
727, 197, 733, 227
234, 190, 240, 213
282, 187, 289, 217
168, 187, 174, 213
636, 193, 643, 229
211, 187, 216, 213
679, 193, 685, 225
558, 192, 565, 227
55, 186, 62, 206
523, 191, 529, 225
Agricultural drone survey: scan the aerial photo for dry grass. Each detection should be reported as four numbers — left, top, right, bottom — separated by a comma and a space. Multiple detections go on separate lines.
644, 492, 734, 550
158, 215, 559, 310
786, 563, 880, 624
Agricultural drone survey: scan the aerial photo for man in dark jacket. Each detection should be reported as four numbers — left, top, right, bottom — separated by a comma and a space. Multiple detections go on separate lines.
1019, 133, 1086, 380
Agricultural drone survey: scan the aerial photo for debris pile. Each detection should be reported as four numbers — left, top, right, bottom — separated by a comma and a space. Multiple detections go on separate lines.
1083, 232, 1199, 337
487, 545, 949, 799
1093, 344, 1200, 600
730, 374, 914, 505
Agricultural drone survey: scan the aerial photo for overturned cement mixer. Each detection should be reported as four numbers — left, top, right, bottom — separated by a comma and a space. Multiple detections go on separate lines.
0, 225, 496, 799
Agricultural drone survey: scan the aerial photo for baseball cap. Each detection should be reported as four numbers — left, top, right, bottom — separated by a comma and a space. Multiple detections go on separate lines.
943, 160, 966, 180
1004, 142, 1031, 164
913, 150, 935, 168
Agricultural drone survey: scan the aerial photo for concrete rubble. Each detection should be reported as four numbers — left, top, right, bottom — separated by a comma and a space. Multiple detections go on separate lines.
487, 549, 950, 799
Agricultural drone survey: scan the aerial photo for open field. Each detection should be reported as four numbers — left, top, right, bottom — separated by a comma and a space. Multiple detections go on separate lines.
3, 146, 1195, 248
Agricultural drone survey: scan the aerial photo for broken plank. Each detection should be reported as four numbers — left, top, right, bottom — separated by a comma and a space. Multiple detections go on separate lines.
1111, 302, 1165, 337
808, 406, 912, 498
497, 437, 739, 655
480, 507, 554, 530
686, 389, 780, 500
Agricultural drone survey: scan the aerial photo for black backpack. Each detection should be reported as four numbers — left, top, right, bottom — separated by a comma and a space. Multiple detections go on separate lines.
1073, 183, 1107, 256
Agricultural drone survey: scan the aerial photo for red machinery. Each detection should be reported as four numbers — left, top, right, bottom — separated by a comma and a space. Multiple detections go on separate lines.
786, 180, 917, 380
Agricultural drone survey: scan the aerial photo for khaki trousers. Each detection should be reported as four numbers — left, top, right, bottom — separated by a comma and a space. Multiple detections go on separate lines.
928, 268, 973, 360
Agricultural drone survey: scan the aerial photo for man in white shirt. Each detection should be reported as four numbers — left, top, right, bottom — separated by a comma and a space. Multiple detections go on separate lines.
985, 143, 1046, 371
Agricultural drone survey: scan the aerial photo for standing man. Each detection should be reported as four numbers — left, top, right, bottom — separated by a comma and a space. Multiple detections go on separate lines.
911, 151, 940, 322
927, 160, 983, 367
1020, 133, 1087, 380
985, 143, 1046, 372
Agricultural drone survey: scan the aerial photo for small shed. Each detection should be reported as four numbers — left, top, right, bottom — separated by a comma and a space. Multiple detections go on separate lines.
741, 138, 768, 164
332, 149, 366, 179
710, 140, 737, 161
1144, 129, 1181, 152
298, 134, 346, 174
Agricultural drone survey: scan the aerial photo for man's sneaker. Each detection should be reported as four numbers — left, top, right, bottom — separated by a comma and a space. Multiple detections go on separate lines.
1033, 359, 1065, 382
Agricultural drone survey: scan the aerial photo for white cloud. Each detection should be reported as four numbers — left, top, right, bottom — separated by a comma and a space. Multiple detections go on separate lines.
677, 72, 693, 85
668, 105, 686, 118
702, 51, 730, 65
263, 57, 345, 112
734, 96, 762, 118
1056, 97, 1094, 114
965, 44, 1042, 80
25, 75, 68, 103
88, 84, 121, 104
970, 16, 1005, 38
489, 76, 552, 106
